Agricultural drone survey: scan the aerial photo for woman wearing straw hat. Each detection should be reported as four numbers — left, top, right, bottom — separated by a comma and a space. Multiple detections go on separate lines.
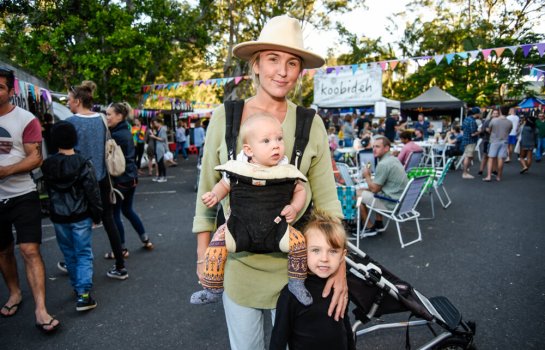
192, 15, 346, 350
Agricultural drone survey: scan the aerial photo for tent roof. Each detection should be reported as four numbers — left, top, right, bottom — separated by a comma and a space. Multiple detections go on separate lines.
517, 97, 545, 108
401, 86, 464, 109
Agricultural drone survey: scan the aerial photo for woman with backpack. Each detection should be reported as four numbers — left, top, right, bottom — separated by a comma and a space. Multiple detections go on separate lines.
192, 15, 345, 350
105, 102, 153, 259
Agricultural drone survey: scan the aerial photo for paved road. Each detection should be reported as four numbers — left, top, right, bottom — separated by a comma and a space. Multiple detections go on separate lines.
1, 155, 544, 349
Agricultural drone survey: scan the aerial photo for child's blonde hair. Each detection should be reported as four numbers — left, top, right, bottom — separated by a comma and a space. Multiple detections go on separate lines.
303, 209, 347, 250
240, 113, 281, 143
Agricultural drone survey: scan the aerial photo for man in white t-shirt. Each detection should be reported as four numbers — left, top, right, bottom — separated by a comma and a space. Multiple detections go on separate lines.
506, 107, 520, 162
0, 68, 60, 332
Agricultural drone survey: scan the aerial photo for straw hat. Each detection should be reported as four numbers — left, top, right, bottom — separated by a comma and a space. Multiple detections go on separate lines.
390, 109, 400, 116
233, 15, 325, 69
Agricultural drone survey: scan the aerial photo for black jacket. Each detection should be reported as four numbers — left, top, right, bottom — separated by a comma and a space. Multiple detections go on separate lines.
41, 153, 103, 224
110, 120, 138, 185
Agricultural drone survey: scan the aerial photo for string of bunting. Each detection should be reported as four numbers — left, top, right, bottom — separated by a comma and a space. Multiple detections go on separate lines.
141, 41, 545, 98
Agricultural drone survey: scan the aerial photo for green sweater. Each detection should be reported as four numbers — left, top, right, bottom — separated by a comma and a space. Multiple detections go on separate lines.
192, 99, 342, 309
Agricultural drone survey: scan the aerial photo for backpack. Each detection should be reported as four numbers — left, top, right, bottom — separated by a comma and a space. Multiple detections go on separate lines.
100, 115, 126, 177
220, 100, 316, 229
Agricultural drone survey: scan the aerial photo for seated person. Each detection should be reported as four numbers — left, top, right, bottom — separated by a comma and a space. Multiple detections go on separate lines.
395, 130, 423, 166
358, 136, 408, 236
190, 114, 311, 306
413, 128, 425, 141
353, 129, 373, 152
445, 126, 463, 157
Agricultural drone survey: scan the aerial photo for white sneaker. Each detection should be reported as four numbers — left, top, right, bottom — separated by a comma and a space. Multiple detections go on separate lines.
152, 177, 160, 182
157, 177, 167, 183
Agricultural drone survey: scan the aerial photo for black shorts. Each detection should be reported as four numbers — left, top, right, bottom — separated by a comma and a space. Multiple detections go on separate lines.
0, 191, 42, 250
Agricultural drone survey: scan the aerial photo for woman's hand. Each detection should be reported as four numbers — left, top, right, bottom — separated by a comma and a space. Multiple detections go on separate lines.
322, 259, 348, 321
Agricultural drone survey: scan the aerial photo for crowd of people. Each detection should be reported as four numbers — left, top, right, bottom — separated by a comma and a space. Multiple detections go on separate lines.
0, 71, 205, 333
1, 14, 543, 350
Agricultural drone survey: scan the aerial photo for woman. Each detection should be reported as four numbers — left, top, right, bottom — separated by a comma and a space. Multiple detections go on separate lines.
66, 81, 128, 280
342, 114, 355, 147
519, 113, 537, 174
192, 119, 206, 155
193, 15, 346, 350
149, 117, 168, 182
131, 117, 148, 172
175, 120, 188, 160
105, 102, 154, 259
145, 121, 157, 177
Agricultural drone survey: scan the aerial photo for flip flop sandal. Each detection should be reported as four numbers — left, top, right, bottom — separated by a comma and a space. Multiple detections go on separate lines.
142, 240, 154, 251
104, 249, 129, 260
1, 301, 21, 317
35, 318, 60, 334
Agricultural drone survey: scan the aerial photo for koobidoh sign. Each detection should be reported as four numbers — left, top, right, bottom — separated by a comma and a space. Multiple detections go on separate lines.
313, 67, 382, 108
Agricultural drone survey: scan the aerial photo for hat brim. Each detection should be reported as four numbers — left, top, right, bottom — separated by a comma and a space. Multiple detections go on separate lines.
233, 41, 325, 69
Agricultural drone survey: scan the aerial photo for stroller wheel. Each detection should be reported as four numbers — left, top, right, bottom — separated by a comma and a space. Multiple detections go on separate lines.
433, 335, 476, 350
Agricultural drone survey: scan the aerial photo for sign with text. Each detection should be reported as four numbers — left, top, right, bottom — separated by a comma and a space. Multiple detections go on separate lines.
313, 68, 382, 108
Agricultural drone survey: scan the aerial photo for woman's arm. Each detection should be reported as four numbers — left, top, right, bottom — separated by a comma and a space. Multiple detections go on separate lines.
193, 107, 225, 281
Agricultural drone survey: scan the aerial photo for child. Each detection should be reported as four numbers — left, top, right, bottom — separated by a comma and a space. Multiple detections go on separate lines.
190, 114, 311, 306
41, 121, 103, 312
269, 210, 355, 350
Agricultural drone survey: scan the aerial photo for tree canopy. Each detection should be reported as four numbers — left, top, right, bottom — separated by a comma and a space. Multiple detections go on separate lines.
1, 0, 544, 107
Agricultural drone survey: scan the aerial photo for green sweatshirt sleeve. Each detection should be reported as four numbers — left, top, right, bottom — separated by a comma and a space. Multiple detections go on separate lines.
192, 106, 226, 233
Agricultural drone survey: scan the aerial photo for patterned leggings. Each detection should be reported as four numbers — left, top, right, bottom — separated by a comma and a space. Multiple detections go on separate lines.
201, 224, 307, 291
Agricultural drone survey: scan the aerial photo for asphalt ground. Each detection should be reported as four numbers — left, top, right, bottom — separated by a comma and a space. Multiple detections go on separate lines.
1, 154, 544, 349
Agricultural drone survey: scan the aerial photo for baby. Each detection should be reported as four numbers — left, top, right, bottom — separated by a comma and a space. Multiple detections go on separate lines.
190, 114, 311, 306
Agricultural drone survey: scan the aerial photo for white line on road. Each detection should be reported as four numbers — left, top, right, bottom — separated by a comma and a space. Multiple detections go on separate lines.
136, 190, 177, 195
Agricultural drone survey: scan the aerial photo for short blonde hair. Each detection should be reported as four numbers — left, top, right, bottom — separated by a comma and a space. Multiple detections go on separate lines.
240, 113, 281, 144
303, 209, 347, 250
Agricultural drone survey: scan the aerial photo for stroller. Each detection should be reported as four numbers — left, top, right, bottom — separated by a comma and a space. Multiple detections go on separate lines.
346, 242, 476, 349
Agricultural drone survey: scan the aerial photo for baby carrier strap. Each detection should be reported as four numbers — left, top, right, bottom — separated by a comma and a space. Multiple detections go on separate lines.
224, 100, 245, 161
291, 106, 316, 169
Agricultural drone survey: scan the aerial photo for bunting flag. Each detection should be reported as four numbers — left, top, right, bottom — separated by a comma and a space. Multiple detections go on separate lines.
141, 41, 545, 104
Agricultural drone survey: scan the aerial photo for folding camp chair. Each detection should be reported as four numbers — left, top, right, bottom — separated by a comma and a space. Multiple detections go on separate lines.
336, 185, 361, 236
404, 151, 424, 172
336, 162, 366, 190
407, 167, 437, 220
357, 150, 376, 174
433, 157, 453, 209
357, 176, 430, 248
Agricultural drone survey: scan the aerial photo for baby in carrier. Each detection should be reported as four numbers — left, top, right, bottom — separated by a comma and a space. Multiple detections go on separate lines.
190, 113, 311, 306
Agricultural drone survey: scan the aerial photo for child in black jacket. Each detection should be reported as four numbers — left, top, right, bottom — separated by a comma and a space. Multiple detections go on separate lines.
41, 121, 102, 312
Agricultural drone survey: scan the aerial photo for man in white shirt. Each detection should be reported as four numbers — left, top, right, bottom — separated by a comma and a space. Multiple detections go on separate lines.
506, 108, 520, 162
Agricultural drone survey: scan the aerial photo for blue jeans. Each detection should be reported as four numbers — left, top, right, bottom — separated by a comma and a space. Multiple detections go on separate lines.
175, 141, 187, 159
54, 218, 94, 294
223, 292, 276, 350
114, 184, 146, 245
535, 137, 545, 161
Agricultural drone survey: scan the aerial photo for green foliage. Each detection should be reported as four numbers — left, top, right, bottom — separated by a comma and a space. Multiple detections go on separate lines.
390, 0, 545, 106
0, 0, 212, 104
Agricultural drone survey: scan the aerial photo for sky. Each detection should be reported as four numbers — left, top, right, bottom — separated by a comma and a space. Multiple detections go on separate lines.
303, 0, 418, 58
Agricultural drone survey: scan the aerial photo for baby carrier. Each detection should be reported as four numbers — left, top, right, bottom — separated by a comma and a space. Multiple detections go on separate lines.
216, 100, 316, 230
346, 242, 476, 349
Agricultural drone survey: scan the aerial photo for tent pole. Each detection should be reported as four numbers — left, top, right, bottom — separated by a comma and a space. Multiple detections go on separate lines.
460, 107, 463, 123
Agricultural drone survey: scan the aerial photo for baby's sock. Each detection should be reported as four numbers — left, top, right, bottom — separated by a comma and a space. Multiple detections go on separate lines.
288, 278, 312, 306
190, 289, 223, 305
